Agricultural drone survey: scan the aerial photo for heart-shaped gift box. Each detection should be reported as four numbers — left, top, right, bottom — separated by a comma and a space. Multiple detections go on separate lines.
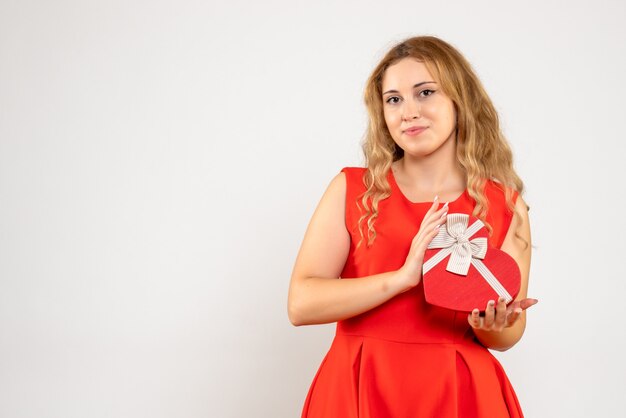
421, 213, 521, 312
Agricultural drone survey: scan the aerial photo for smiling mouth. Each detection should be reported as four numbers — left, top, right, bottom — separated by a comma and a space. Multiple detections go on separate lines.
404, 127, 427, 135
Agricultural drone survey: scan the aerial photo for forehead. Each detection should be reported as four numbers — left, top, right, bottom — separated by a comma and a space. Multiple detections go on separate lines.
381, 58, 436, 90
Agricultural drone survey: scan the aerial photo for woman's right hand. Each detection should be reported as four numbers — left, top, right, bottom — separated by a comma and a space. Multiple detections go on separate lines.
394, 197, 449, 293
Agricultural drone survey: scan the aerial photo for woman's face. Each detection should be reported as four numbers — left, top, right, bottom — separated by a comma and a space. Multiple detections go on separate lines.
381, 58, 457, 159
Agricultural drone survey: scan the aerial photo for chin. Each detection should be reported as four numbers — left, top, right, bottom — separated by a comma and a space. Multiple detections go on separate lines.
402, 146, 439, 159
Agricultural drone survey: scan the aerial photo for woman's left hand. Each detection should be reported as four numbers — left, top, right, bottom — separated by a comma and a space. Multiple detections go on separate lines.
468, 297, 538, 332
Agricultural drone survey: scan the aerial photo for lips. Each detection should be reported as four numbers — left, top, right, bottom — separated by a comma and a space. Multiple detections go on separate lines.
404, 126, 427, 134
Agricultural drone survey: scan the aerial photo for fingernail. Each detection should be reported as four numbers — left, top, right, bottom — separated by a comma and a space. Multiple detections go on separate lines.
488, 300, 495, 306
499, 297, 506, 303
434, 195, 439, 201
443, 201, 449, 208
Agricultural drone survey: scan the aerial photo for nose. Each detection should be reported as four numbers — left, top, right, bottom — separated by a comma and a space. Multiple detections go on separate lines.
402, 99, 421, 121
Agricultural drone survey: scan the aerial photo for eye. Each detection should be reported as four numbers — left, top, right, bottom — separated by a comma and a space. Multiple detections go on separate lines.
385, 96, 401, 104
420, 89, 435, 97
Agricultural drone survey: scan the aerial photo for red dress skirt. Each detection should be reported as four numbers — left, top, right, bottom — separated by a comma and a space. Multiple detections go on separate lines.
301, 167, 524, 418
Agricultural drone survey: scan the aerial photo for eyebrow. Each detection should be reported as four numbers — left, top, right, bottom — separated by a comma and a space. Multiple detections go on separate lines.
382, 81, 437, 96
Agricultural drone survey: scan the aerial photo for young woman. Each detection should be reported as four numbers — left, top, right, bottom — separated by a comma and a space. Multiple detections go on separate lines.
287, 36, 538, 418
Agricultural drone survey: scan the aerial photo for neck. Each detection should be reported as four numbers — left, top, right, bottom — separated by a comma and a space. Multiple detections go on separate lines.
396, 133, 466, 191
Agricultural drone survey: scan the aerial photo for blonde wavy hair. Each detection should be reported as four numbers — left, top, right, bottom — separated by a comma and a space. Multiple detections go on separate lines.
356, 36, 528, 249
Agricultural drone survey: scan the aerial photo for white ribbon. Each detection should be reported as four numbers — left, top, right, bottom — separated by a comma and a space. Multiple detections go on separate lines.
422, 213, 512, 303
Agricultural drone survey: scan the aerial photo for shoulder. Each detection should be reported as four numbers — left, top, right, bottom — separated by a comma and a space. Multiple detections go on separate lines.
328, 170, 347, 193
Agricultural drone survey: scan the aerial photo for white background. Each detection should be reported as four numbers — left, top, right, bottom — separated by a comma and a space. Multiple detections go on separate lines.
1, 0, 625, 417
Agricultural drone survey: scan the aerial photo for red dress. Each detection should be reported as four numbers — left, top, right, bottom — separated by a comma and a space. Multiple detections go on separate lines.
301, 167, 524, 418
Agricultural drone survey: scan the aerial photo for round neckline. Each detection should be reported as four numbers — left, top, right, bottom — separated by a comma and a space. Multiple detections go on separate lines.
388, 168, 468, 206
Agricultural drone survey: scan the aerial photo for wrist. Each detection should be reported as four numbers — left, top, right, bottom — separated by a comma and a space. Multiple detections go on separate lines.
391, 264, 422, 294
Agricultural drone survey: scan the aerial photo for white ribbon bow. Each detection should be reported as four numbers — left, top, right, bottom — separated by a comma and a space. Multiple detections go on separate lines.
422, 213, 512, 303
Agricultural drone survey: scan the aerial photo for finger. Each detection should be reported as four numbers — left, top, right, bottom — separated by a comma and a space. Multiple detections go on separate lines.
425, 195, 440, 215
518, 298, 539, 310
415, 221, 436, 243
438, 202, 449, 220
506, 298, 538, 314
506, 307, 522, 327
421, 202, 449, 235
418, 221, 444, 250
505, 301, 516, 318
494, 297, 507, 329
416, 201, 450, 249
433, 201, 449, 221
424, 198, 448, 221
483, 300, 496, 329
468, 309, 481, 328
417, 214, 446, 241
417, 198, 444, 240
507, 300, 520, 313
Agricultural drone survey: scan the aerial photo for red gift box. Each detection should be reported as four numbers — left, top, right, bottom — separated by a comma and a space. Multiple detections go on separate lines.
421, 213, 521, 312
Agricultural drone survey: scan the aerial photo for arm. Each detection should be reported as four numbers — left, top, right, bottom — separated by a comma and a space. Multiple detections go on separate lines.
287, 172, 405, 326
470, 194, 537, 351
287, 172, 448, 326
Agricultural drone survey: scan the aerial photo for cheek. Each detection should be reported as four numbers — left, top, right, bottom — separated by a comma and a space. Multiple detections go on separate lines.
422, 102, 441, 118
383, 108, 399, 127
425, 102, 455, 127
444, 102, 457, 124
